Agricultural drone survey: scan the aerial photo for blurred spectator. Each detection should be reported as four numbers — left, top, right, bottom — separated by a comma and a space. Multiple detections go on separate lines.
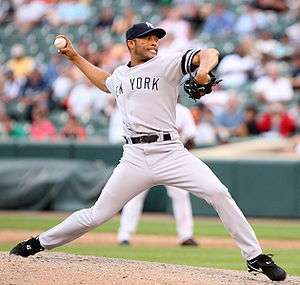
95, 7, 114, 31
0, 0, 15, 24
19, 66, 50, 120
191, 103, 218, 145
30, 104, 57, 141
158, 13, 208, 55
159, 24, 206, 55
252, 0, 289, 13
0, 69, 22, 103
62, 111, 87, 140
88, 50, 104, 68
44, 54, 66, 87
216, 94, 244, 138
289, 100, 300, 131
100, 43, 128, 72
254, 62, 294, 103
76, 38, 93, 60
218, 42, 258, 88
200, 84, 230, 116
67, 77, 107, 120
14, 0, 49, 33
258, 103, 295, 137
255, 30, 295, 60
234, 105, 261, 137
6, 44, 34, 79
51, 66, 74, 108
288, 0, 300, 12
158, 33, 177, 55
0, 107, 27, 139
276, 33, 295, 59
47, 0, 90, 27
254, 30, 283, 59
112, 8, 137, 35
0, 103, 27, 138
184, 23, 207, 50
202, 2, 235, 36
286, 22, 300, 46
234, 3, 268, 35
159, 6, 190, 41
183, 3, 208, 31
58, 0, 90, 25
290, 51, 300, 90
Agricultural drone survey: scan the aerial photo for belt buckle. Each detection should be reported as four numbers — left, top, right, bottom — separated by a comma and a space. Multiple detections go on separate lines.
140, 136, 149, 143
150, 134, 159, 143
142, 135, 158, 143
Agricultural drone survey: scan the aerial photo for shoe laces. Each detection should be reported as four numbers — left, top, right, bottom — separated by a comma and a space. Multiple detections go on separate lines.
256, 254, 275, 267
28, 236, 44, 251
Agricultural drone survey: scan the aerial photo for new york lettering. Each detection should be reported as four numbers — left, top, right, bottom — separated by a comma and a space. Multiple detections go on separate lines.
129, 77, 160, 91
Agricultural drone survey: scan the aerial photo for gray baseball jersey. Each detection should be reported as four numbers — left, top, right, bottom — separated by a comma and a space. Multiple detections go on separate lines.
105, 49, 199, 137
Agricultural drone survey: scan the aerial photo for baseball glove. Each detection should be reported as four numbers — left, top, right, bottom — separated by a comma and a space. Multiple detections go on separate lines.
183, 71, 222, 101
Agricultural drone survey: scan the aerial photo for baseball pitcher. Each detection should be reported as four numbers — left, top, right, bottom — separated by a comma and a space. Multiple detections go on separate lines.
10, 22, 286, 281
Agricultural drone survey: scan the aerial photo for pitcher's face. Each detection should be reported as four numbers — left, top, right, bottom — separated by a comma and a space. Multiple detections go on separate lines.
128, 34, 159, 62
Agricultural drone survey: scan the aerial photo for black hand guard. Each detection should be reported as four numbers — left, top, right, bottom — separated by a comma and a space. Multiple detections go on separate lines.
183, 72, 222, 101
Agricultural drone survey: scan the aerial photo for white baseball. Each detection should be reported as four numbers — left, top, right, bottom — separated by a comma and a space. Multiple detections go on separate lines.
54, 37, 67, 49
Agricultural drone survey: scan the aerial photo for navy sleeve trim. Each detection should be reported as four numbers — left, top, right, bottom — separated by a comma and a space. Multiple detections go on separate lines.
181, 49, 201, 75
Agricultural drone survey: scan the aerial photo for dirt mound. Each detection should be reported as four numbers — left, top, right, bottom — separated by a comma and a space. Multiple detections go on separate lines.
1, 252, 299, 285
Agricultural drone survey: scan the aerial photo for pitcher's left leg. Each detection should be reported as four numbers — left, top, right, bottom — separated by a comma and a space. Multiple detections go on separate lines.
161, 148, 262, 260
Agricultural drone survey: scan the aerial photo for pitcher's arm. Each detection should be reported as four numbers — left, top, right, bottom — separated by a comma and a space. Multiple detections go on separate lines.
56, 35, 111, 93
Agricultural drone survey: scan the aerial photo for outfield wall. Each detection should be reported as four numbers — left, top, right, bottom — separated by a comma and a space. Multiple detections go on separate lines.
0, 141, 299, 218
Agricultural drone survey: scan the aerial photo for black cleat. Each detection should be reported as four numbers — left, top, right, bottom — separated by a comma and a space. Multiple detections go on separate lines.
247, 254, 287, 281
180, 238, 198, 246
119, 240, 130, 246
9, 237, 44, 258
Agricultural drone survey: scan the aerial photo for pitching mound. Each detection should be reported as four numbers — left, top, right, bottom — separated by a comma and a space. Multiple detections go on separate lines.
1, 252, 299, 285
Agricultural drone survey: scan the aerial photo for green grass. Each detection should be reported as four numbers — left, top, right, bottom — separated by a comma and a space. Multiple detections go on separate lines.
1, 213, 300, 276
0, 214, 299, 240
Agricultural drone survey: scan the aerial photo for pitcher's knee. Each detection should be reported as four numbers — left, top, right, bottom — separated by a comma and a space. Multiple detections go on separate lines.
209, 184, 231, 202
89, 206, 113, 228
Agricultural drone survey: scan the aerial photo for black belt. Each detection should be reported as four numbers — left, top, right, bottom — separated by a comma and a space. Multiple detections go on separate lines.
125, 133, 171, 144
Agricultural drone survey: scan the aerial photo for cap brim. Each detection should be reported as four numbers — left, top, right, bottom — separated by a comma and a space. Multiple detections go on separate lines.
136, 28, 166, 39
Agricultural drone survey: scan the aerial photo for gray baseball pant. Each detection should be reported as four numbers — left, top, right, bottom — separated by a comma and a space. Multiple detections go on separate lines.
39, 140, 262, 260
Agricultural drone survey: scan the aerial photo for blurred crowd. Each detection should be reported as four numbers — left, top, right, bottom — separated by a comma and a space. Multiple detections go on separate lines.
0, 0, 300, 151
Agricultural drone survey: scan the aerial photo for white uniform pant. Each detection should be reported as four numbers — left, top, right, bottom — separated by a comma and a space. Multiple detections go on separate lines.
39, 140, 262, 260
118, 186, 193, 242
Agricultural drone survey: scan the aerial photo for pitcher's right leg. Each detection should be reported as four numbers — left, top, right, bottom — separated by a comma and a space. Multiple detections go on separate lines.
38, 160, 154, 249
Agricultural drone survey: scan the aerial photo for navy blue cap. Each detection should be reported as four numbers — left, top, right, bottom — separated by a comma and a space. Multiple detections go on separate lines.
126, 22, 166, 41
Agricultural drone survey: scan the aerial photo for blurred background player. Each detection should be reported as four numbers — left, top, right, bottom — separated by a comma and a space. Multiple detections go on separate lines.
118, 102, 198, 246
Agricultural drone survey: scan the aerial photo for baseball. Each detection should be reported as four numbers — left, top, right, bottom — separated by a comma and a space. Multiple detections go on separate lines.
54, 37, 67, 49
